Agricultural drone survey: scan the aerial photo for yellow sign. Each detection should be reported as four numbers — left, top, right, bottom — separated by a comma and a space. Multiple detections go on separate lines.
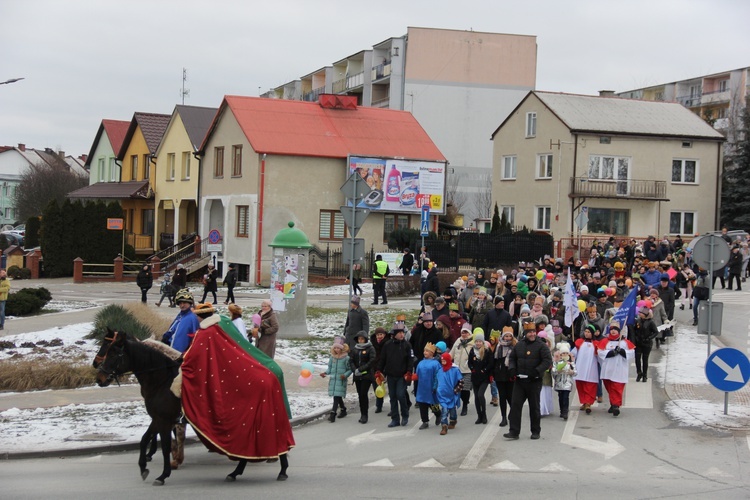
163, 200, 174, 210
107, 218, 124, 230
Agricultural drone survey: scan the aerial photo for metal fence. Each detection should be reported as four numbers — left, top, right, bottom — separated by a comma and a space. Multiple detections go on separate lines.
309, 243, 379, 278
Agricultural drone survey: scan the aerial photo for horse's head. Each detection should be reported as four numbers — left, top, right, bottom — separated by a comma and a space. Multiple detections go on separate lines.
93, 328, 129, 387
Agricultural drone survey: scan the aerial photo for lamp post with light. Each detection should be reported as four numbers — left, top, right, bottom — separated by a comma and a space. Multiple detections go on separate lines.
0, 78, 24, 85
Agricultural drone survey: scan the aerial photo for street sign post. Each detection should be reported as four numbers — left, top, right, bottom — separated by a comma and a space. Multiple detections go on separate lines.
705, 347, 750, 415
420, 205, 430, 237
691, 234, 731, 356
342, 238, 365, 263
340, 170, 372, 302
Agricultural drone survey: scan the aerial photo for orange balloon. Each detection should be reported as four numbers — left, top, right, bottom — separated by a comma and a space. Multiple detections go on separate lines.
300, 369, 312, 378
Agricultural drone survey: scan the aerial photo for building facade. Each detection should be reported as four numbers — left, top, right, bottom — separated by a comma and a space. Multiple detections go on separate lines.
84, 119, 129, 184
491, 91, 725, 240
262, 27, 537, 222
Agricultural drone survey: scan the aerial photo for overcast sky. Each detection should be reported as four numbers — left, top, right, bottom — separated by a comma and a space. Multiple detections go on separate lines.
2, 0, 748, 157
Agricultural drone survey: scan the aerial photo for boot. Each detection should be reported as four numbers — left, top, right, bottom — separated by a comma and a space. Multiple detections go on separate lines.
440, 424, 448, 435
328, 411, 336, 423
448, 420, 457, 429
490, 397, 499, 407
499, 416, 508, 427
561, 410, 568, 420
419, 422, 429, 430
359, 413, 368, 424
612, 405, 620, 417
338, 407, 347, 419
434, 411, 442, 426
636, 373, 642, 382
481, 412, 488, 425
461, 407, 468, 416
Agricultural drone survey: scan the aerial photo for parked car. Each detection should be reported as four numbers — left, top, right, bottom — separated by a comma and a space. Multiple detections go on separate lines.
0, 231, 23, 247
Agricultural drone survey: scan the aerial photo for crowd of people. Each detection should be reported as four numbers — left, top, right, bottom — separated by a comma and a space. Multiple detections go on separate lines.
327, 232, 749, 438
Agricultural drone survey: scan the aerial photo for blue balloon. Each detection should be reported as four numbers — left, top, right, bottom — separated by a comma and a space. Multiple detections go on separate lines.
301, 361, 314, 373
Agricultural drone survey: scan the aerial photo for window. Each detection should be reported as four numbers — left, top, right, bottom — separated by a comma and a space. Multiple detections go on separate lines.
214, 147, 224, 177
599, 136, 611, 144
500, 205, 515, 226
588, 154, 631, 195
143, 154, 150, 180
671, 159, 698, 183
536, 154, 553, 179
232, 145, 242, 177
670, 211, 695, 235
142, 209, 155, 236
525, 112, 537, 138
682, 141, 692, 148
319, 210, 346, 240
167, 153, 175, 180
236, 205, 249, 237
588, 208, 629, 235
383, 214, 410, 241
502, 156, 517, 180
181, 152, 191, 180
535, 206, 551, 231
719, 80, 729, 92
98, 158, 105, 182
130, 155, 138, 180
109, 157, 117, 181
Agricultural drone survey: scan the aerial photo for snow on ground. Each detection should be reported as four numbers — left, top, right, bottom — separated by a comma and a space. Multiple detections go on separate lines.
653, 323, 718, 387
0, 322, 98, 364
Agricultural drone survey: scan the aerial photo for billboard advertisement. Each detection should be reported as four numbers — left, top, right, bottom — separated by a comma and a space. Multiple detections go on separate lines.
348, 156, 447, 215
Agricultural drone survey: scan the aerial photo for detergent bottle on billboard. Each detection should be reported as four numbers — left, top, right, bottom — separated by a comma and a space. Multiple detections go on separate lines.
385, 164, 401, 203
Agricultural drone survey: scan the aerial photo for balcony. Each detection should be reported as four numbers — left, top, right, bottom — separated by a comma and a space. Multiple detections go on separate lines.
569, 177, 668, 201
701, 88, 731, 105
303, 86, 324, 102
371, 96, 390, 108
371, 61, 392, 81
346, 71, 364, 90
332, 78, 345, 94
677, 94, 701, 107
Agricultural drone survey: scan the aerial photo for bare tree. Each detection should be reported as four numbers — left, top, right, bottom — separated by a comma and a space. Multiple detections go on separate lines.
445, 171, 467, 215
14, 161, 88, 220
475, 173, 493, 219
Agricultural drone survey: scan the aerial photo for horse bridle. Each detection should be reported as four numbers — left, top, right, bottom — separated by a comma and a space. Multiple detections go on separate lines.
95, 331, 125, 385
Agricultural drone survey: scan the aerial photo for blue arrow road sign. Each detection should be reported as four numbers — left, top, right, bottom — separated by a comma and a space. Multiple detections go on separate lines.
420, 206, 430, 236
705, 348, 750, 392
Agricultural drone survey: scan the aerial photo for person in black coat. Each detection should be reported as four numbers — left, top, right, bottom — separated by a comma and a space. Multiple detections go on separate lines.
483, 296, 513, 334
222, 263, 238, 304
399, 248, 415, 276
349, 332, 377, 424
468, 332, 494, 424
136, 264, 153, 303
410, 313, 443, 364
377, 326, 415, 427
370, 327, 389, 414
424, 266, 441, 295
727, 246, 743, 291
503, 327, 552, 440
633, 306, 659, 382
201, 263, 219, 304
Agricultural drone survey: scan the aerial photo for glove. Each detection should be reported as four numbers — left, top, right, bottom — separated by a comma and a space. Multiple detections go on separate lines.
404, 373, 412, 384
354, 369, 361, 377
339, 374, 346, 380
618, 349, 627, 358
411, 372, 418, 381
605, 350, 616, 358
375, 372, 384, 385
489, 376, 494, 383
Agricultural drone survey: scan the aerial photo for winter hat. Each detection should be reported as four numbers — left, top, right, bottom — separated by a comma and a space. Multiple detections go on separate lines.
228, 304, 242, 316
502, 326, 515, 336
520, 304, 531, 315
441, 352, 453, 371
649, 288, 660, 296
494, 295, 505, 305
434, 296, 446, 305
614, 261, 624, 270
435, 341, 447, 353
534, 314, 549, 326
350, 295, 361, 305
333, 336, 346, 349
424, 342, 437, 354
557, 342, 571, 354
607, 324, 622, 340
392, 321, 406, 333
639, 306, 651, 315
356, 330, 368, 341
473, 327, 485, 342
460, 323, 473, 334
580, 285, 589, 292
436, 315, 451, 327
193, 302, 215, 316
592, 272, 601, 279
177, 263, 184, 269
660, 273, 670, 281
586, 324, 598, 334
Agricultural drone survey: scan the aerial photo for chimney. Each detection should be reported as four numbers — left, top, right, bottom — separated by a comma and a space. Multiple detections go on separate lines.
318, 94, 358, 110
79, 154, 88, 163
58, 150, 65, 157
598, 90, 615, 97
17, 143, 25, 151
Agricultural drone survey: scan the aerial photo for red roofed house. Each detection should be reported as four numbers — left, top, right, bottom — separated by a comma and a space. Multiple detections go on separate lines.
198, 94, 446, 284
84, 119, 130, 184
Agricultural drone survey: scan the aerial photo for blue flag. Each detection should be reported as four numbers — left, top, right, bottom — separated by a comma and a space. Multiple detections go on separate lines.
611, 285, 639, 330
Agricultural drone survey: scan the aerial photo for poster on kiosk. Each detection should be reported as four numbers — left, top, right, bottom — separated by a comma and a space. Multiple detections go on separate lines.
347, 156, 447, 214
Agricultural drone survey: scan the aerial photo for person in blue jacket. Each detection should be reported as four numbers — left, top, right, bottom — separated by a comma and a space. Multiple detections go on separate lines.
161, 289, 200, 354
436, 352, 463, 435
415, 342, 441, 429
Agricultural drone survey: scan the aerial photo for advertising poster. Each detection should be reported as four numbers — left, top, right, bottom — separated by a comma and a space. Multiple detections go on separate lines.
348, 156, 446, 215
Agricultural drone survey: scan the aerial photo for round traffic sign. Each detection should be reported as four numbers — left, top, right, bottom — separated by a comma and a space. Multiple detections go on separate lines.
691, 234, 730, 270
705, 348, 750, 392
208, 229, 222, 244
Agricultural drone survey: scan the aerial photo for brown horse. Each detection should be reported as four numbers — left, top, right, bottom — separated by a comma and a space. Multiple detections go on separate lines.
93, 329, 288, 485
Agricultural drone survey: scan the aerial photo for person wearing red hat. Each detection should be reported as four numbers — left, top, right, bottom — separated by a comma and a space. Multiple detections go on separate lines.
597, 323, 635, 416
436, 352, 463, 435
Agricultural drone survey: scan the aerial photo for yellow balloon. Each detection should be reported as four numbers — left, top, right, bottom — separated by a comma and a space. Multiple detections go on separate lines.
578, 299, 586, 312
375, 385, 386, 398
535, 270, 545, 280
300, 369, 311, 378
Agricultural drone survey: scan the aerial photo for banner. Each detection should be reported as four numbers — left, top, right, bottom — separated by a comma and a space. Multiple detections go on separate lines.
348, 156, 446, 215
564, 268, 579, 327
611, 285, 639, 330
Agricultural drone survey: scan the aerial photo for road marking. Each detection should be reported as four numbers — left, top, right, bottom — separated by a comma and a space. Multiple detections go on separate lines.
346, 422, 420, 446
540, 462, 572, 472
458, 405, 503, 469
622, 378, 653, 409
414, 458, 444, 468
561, 409, 625, 459
705, 466, 731, 478
364, 458, 394, 467
488, 460, 520, 471
595, 464, 624, 473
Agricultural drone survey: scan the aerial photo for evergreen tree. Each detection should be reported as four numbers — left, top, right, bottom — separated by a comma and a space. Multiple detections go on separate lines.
491, 203, 501, 233
24, 216, 41, 248
721, 109, 750, 229
40, 200, 65, 277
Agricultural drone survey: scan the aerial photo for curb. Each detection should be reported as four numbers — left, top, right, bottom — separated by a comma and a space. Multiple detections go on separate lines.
0, 408, 331, 460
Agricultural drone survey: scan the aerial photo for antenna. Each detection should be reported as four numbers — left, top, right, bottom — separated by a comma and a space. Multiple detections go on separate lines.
180, 68, 190, 104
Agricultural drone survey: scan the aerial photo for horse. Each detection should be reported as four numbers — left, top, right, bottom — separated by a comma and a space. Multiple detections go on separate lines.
93, 329, 289, 485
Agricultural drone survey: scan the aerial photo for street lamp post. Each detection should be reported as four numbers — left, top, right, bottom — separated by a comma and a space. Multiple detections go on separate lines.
0, 78, 25, 85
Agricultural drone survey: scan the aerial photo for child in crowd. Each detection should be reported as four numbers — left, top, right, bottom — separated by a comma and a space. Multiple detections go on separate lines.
415, 342, 441, 429
437, 352, 463, 435
320, 337, 352, 422
349, 331, 376, 424
551, 342, 576, 420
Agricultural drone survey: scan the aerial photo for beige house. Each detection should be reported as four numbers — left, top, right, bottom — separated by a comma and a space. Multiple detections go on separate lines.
491, 91, 725, 240
198, 94, 445, 285
153, 105, 217, 250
